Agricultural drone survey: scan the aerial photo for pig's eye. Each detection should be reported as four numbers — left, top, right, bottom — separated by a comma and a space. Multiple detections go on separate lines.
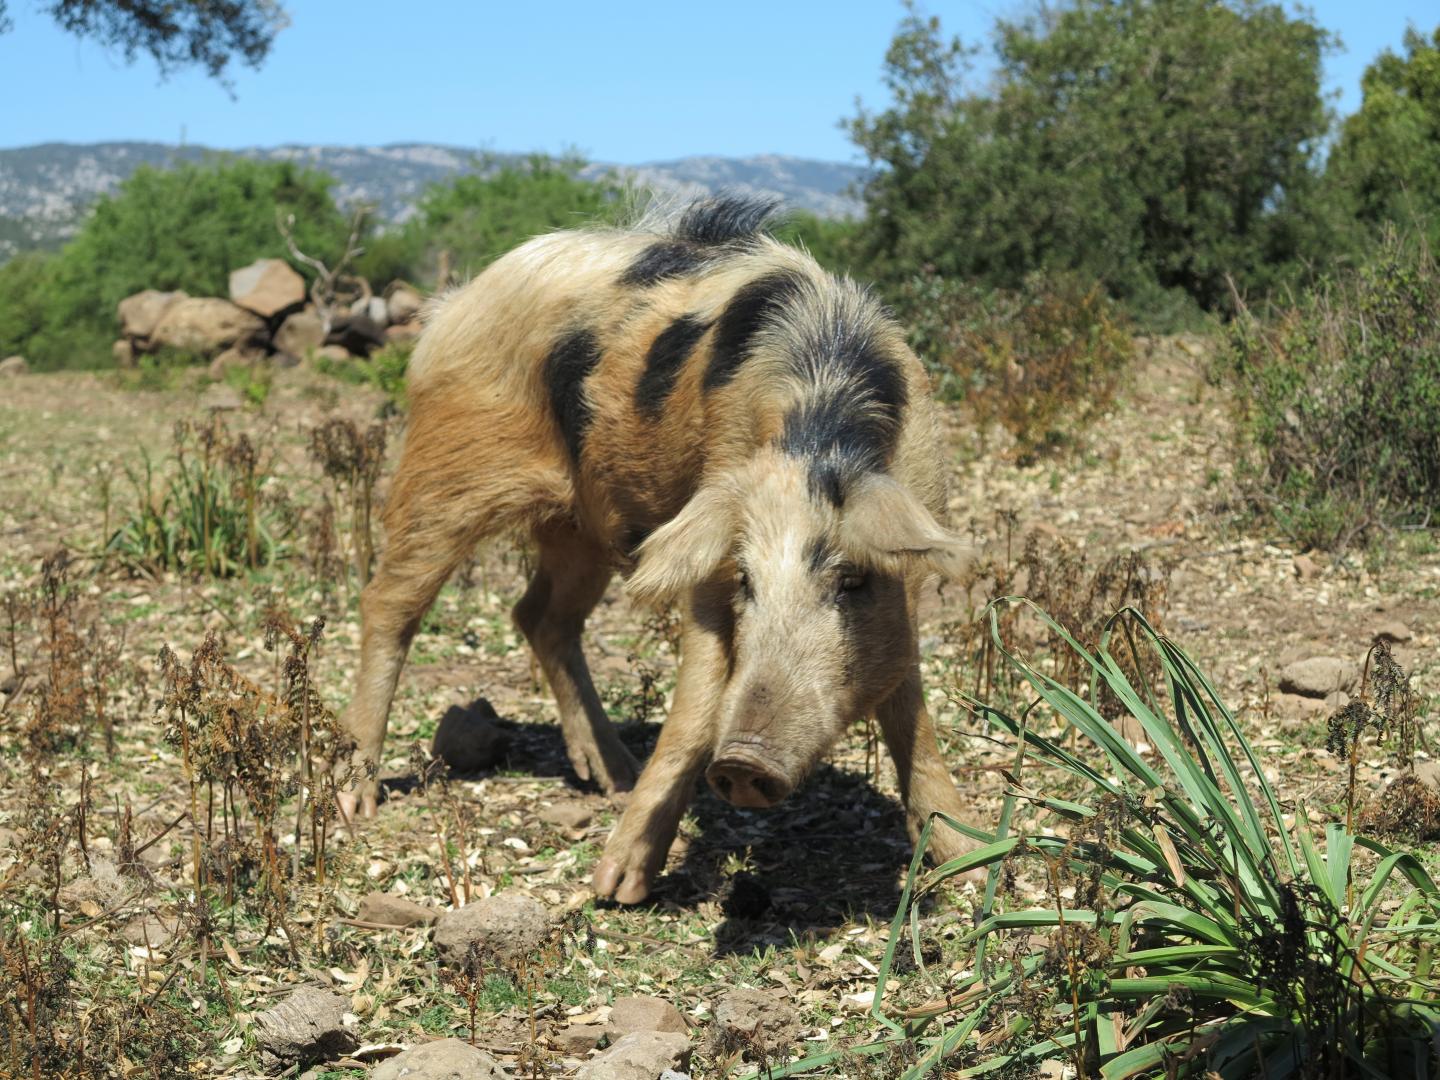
737, 570, 754, 601
838, 571, 868, 594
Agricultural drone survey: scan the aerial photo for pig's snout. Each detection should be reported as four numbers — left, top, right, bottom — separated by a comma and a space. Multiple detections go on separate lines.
707, 746, 793, 808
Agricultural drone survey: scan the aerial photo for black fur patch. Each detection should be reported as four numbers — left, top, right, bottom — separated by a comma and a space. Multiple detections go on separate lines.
635, 314, 711, 418
620, 241, 706, 287
677, 194, 784, 245
777, 310, 907, 506
544, 327, 603, 462
703, 271, 804, 392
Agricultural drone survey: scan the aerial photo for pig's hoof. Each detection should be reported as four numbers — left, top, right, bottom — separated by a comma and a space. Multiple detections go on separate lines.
591, 856, 653, 905
574, 741, 641, 796
337, 788, 379, 825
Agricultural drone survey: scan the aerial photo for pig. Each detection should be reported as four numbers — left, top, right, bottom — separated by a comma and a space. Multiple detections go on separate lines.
336, 195, 979, 903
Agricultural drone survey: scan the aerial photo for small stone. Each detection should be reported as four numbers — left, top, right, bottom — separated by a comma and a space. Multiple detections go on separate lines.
1292, 554, 1320, 580
199, 383, 244, 412
253, 987, 357, 1070
120, 912, 179, 946
111, 339, 135, 368
539, 801, 593, 830
609, 995, 687, 1037
713, 988, 800, 1052
432, 891, 552, 967
552, 1023, 607, 1054
357, 891, 437, 928
576, 1031, 690, 1080
0, 355, 28, 377
1374, 621, 1413, 644
314, 344, 353, 363
431, 698, 508, 774
1277, 657, 1359, 699
370, 1038, 506, 1080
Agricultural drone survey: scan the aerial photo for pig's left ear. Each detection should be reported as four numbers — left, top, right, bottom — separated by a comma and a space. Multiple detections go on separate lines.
843, 473, 977, 580
626, 480, 738, 607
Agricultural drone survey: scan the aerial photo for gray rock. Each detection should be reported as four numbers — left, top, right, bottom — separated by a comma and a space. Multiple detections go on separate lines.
1277, 657, 1359, 699
274, 308, 326, 359
386, 283, 425, 324
553, 1023, 607, 1054
230, 258, 306, 318
431, 698, 508, 774
609, 995, 687, 1037
0, 355, 28, 377
350, 294, 389, 326
539, 800, 594, 831
357, 891, 437, 928
432, 891, 551, 967
370, 1038, 506, 1080
576, 1031, 690, 1080
713, 988, 800, 1051
253, 986, 357, 1070
117, 289, 187, 340
151, 297, 266, 356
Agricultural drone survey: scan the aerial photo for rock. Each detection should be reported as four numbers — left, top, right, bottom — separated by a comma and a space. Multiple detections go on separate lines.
253, 987, 358, 1070
1374, 621, 1414, 644
1277, 657, 1359, 699
1292, 553, 1321, 580
432, 891, 551, 967
539, 801, 593, 831
229, 258, 306, 318
0, 355, 27, 377
385, 320, 422, 344
351, 294, 389, 326
370, 1038, 506, 1080
151, 297, 265, 355
609, 996, 687, 1037
326, 312, 386, 356
431, 698, 508, 774
117, 289, 187, 340
274, 308, 326, 359
576, 1031, 691, 1080
386, 283, 424, 324
111, 339, 136, 368
120, 912, 179, 946
207, 343, 266, 380
1416, 760, 1440, 787
357, 891, 437, 928
315, 344, 353, 363
199, 383, 244, 412
552, 1023, 607, 1054
713, 988, 800, 1052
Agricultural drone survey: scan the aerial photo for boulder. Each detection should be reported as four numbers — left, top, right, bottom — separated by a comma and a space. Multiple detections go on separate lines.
0, 355, 27, 377
229, 258, 306, 318
252, 986, 357, 1070
151, 297, 265, 356
553, 1023, 608, 1055
370, 1038, 506, 1080
325, 312, 386, 357
357, 891, 437, 928
386, 283, 424, 324
432, 891, 552, 967
274, 308, 326, 359
576, 1031, 691, 1080
609, 996, 687, 1037
117, 289, 187, 340
207, 343, 266, 380
713, 988, 800, 1052
315, 344, 353, 363
1277, 657, 1359, 699
431, 698, 508, 774
351, 294, 389, 326
385, 320, 422, 344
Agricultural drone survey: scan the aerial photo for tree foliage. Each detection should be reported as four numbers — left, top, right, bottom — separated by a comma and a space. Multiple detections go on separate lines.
850, 0, 1335, 316
1326, 26, 1440, 253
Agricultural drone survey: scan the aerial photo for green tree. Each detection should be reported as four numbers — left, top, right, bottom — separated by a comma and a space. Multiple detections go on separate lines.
1326, 26, 1440, 251
0, 0, 285, 84
0, 158, 348, 370
850, 0, 1334, 316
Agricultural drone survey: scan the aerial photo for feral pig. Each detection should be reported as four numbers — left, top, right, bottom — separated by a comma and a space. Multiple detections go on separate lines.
338, 195, 981, 903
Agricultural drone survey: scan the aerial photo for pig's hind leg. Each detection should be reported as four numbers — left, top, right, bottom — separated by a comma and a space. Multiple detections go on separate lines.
513, 524, 640, 795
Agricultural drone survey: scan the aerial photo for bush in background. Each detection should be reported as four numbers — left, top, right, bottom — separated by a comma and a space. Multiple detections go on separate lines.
896, 272, 1134, 461
1224, 231, 1440, 550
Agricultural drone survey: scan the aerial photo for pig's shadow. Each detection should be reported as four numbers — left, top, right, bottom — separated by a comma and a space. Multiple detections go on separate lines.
440, 710, 912, 957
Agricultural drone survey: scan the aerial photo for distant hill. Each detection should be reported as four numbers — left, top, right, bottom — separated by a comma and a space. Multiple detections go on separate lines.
0, 141, 867, 260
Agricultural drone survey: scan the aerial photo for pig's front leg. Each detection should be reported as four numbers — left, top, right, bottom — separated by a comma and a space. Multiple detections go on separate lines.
593, 612, 727, 904
875, 667, 982, 871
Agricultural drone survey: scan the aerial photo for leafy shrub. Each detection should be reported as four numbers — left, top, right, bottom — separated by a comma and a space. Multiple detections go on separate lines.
1224, 231, 1440, 550
804, 605, 1440, 1079
896, 273, 1135, 461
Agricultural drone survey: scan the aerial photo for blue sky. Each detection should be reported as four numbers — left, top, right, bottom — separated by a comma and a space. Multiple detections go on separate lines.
1, 1, 1435, 163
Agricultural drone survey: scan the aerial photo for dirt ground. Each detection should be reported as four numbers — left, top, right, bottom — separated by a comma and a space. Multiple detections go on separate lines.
0, 340, 1434, 1078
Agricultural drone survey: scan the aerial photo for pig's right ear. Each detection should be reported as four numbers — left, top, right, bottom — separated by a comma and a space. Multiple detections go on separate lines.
626, 482, 738, 607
